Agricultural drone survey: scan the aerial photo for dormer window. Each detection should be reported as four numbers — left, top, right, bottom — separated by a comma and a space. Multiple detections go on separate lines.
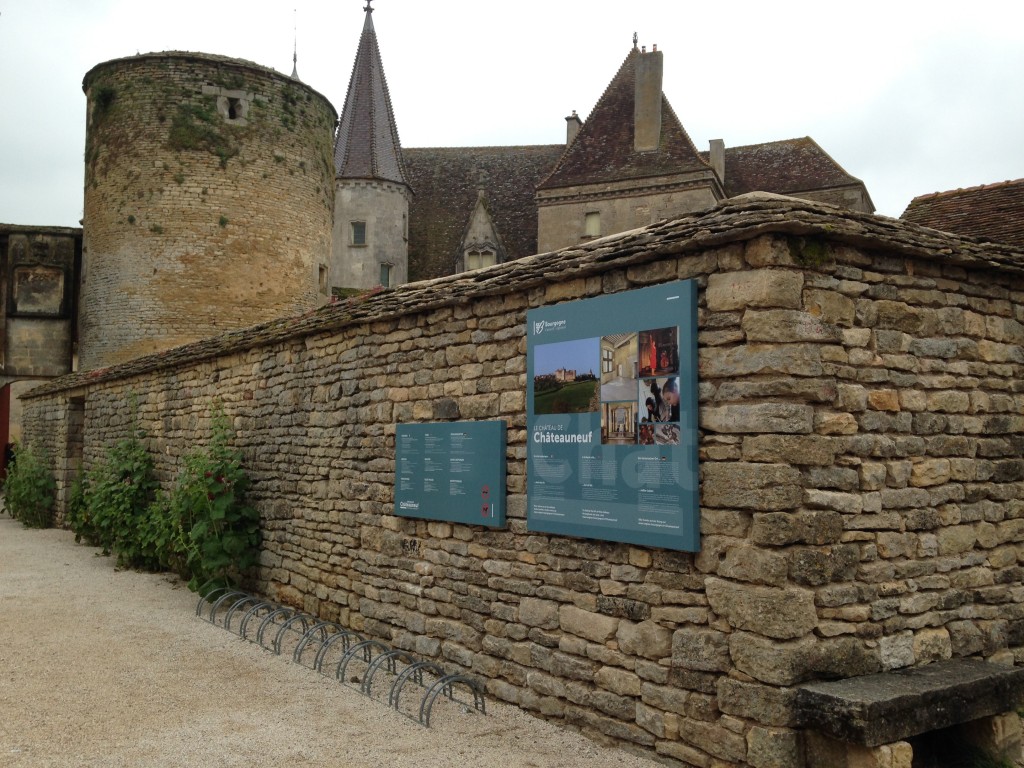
351, 221, 366, 246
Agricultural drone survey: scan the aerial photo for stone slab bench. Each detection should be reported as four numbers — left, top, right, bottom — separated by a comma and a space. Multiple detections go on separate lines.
794, 658, 1024, 747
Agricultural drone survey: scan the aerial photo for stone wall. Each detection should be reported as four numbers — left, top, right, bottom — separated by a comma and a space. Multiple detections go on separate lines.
79, 52, 336, 370
21, 197, 1024, 767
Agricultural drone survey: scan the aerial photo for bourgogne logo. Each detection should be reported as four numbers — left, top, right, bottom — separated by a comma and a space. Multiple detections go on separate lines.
533, 319, 567, 336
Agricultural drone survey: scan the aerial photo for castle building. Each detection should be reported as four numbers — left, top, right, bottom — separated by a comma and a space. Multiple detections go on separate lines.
330, 5, 874, 290
79, 52, 337, 370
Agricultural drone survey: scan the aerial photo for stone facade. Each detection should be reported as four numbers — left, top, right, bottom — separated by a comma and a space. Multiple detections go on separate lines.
79, 52, 336, 370
20, 197, 1024, 767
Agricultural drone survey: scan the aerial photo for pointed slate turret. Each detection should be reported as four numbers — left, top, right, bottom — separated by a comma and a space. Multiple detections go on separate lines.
333, 1, 408, 186
331, 1, 411, 292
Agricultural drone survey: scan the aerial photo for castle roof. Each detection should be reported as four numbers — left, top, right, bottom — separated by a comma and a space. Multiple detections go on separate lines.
900, 178, 1024, 248
701, 137, 870, 201
333, 3, 408, 186
537, 47, 710, 190
403, 145, 565, 281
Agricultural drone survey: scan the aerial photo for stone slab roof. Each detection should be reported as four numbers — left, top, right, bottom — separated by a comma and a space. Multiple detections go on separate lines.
701, 137, 867, 199
403, 145, 565, 281
901, 178, 1024, 248
24, 194, 1023, 398
537, 48, 709, 190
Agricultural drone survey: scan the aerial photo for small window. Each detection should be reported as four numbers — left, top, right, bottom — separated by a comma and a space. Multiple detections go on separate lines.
584, 211, 601, 238
466, 249, 496, 271
402, 213, 408, 241
351, 221, 366, 246
318, 264, 328, 295
379, 263, 392, 287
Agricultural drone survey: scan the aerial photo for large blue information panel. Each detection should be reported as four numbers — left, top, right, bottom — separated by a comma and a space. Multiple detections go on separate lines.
394, 420, 507, 528
526, 280, 700, 551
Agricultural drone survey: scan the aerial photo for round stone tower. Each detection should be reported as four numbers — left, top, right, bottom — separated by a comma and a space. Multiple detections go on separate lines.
79, 52, 337, 370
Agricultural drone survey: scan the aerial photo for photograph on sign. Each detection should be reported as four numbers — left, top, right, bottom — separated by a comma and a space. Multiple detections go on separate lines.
526, 281, 699, 551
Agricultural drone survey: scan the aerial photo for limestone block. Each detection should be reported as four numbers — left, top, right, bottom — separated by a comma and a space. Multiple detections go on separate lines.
677, 716, 748, 763
912, 627, 952, 663
519, 597, 560, 629
751, 510, 844, 546
719, 546, 789, 587
616, 619, 673, 660
705, 578, 817, 640
742, 309, 842, 343
746, 726, 802, 768
717, 678, 798, 727
559, 604, 619, 643
702, 462, 803, 511
867, 390, 901, 412
706, 269, 804, 311
879, 631, 915, 670
671, 627, 731, 672
702, 403, 814, 435
730, 632, 817, 686
805, 288, 857, 326
741, 434, 836, 466
910, 459, 951, 488
594, 665, 642, 696
700, 343, 824, 378
816, 412, 860, 435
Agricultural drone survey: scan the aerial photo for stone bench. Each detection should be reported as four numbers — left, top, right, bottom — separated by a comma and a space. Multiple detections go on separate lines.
795, 659, 1024, 767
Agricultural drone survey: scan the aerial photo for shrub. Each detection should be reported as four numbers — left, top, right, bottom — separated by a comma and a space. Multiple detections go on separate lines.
84, 429, 160, 569
168, 409, 260, 593
3, 443, 56, 528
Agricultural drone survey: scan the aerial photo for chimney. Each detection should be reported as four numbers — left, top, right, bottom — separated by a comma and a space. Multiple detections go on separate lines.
709, 139, 725, 183
565, 110, 583, 144
634, 48, 663, 152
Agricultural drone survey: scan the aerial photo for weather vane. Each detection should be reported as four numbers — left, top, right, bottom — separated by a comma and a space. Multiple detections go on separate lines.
364, 0, 373, 12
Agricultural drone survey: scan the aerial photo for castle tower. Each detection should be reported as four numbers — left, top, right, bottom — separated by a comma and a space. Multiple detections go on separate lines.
79, 52, 337, 370
331, 1, 411, 291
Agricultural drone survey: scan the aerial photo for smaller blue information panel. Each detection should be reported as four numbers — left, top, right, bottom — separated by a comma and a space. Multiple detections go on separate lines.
394, 421, 507, 528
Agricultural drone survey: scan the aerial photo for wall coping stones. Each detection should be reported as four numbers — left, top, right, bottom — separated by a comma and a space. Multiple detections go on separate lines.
794, 658, 1024, 747
22, 194, 1024, 400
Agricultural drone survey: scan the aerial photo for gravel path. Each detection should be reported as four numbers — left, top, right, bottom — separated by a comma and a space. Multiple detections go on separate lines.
0, 513, 663, 767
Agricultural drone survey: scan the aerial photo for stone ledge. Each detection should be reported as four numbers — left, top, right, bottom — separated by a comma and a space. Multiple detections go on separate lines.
794, 659, 1024, 747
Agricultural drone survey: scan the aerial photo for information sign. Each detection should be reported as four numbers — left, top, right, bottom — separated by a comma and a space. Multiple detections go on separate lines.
526, 280, 700, 550
395, 420, 507, 528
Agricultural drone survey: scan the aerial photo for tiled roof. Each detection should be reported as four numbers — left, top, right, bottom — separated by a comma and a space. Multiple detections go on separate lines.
701, 137, 866, 198
403, 145, 565, 281
900, 179, 1024, 248
537, 48, 709, 190
333, 7, 408, 185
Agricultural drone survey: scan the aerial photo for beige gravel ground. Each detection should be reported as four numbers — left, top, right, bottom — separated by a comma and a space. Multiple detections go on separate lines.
0, 512, 663, 768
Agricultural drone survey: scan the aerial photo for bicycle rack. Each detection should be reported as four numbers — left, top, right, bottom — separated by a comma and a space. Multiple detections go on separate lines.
336, 639, 391, 687
194, 589, 487, 727
312, 628, 364, 674
238, 600, 279, 639
420, 675, 487, 727
361, 648, 417, 697
292, 620, 343, 666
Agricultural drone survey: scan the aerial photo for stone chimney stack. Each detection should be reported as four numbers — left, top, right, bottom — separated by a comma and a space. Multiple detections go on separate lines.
565, 111, 583, 145
710, 139, 725, 183
634, 47, 663, 152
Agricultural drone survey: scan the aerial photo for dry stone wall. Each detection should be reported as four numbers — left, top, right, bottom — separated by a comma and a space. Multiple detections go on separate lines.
21, 198, 1024, 767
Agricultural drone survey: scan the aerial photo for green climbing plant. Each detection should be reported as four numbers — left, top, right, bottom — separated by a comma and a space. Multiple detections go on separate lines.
82, 427, 161, 569
166, 407, 260, 593
3, 442, 56, 528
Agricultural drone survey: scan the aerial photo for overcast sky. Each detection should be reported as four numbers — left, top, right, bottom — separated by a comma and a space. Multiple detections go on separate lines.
2, 0, 1023, 227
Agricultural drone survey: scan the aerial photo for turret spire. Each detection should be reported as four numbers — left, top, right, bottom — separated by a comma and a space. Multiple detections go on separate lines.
290, 8, 300, 80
